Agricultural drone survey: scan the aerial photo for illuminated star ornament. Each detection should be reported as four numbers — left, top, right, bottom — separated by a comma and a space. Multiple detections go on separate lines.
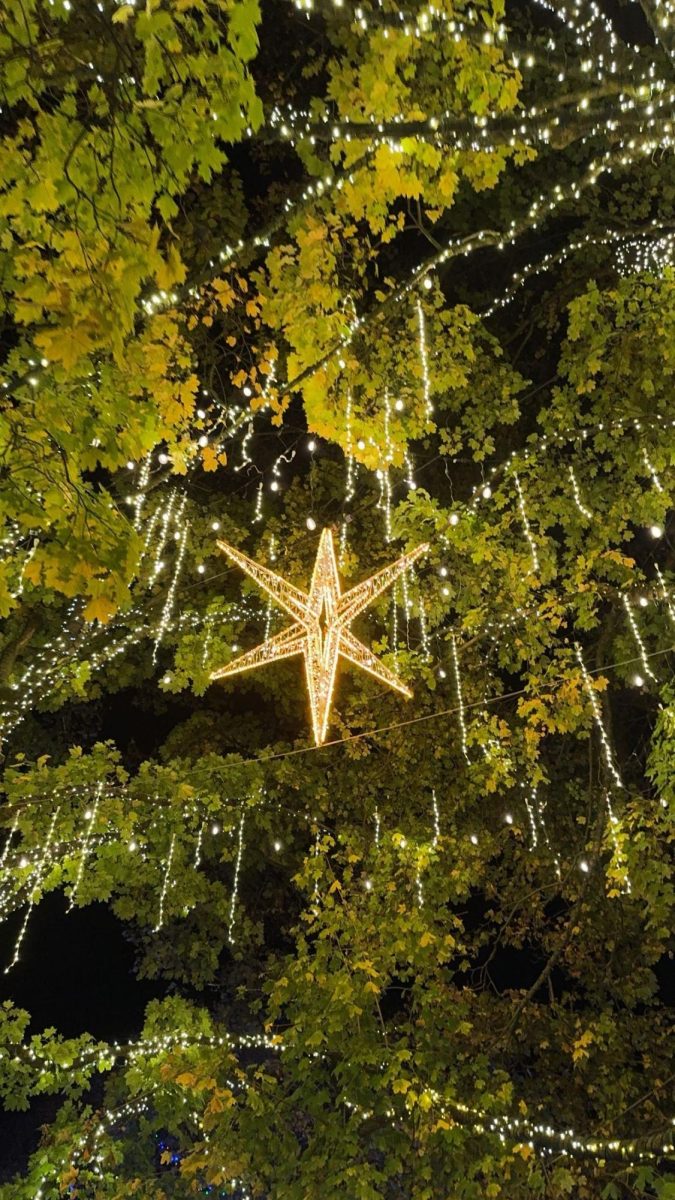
211, 528, 429, 745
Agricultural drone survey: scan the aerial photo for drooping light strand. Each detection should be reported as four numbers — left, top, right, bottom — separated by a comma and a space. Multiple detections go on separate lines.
568, 466, 592, 519
522, 783, 539, 848
416, 299, 433, 422
5, 805, 60, 973
431, 790, 441, 846
604, 791, 632, 894
450, 634, 470, 761
575, 645, 624, 789
642, 448, 664, 493
340, 390, 356, 566
380, 390, 394, 543
228, 810, 246, 944
533, 785, 562, 879
401, 562, 411, 647
374, 806, 381, 849
133, 457, 152, 529
253, 482, 264, 522
153, 519, 189, 663
201, 613, 213, 669
0, 816, 18, 869
622, 594, 656, 681
654, 564, 675, 625
404, 452, 417, 492
150, 492, 177, 582
68, 784, 103, 910
390, 580, 399, 664
154, 833, 177, 932
418, 580, 430, 658
514, 473, 540, 575
194, 821, 204, 869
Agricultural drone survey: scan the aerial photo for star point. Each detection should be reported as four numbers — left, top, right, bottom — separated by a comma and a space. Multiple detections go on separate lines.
210, 528, 428, 744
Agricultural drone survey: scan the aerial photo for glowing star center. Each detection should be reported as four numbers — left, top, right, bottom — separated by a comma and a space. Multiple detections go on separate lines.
210, 528, 429, 745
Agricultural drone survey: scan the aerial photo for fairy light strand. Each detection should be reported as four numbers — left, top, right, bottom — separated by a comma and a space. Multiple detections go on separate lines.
67, 783, 103, 911
228, 810, 246, 944
514, 473, 540, 575
5, 805, 60, 973
154, 832, 176, 932
450, 634, 470, 761
575, 645, 624, 789
622, 594, 656, 681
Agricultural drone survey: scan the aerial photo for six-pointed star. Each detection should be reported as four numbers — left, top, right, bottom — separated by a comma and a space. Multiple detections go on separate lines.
211, 528, 429, 744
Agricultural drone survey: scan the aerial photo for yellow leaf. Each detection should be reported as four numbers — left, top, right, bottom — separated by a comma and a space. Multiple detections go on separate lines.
201, 444, 220, 472
83, 593, 117, 624
112, 4, 134, 21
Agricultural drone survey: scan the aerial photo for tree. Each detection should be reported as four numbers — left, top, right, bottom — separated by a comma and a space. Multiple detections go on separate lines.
0, 0, 673, 1195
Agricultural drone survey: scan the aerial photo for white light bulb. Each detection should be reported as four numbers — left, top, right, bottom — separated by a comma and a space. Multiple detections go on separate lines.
273, 840, 282, 852
632, 673, 645, 687
211, 521, 220, 531
649, 525, 663, 538
197, 564, 205, 574
211, 823, 220, 835
357, 439, 366, 450
439, 567, 448, 577
449, 513, 459, 526
638, 596, 648, 608
129, 840, 137, 852
198, 435, 208, 448
270, 480, 279, 492
482, 485, 492, 499
470, 834, 478, 845
394, 399, 404, 411
158, 453, 169, 464
438, 668, 447, 679
306, 517, 316, 531
579, 859, 589, 873
504, 813, 513, 825
423, 276, 433, 290
308, 440, 316, 452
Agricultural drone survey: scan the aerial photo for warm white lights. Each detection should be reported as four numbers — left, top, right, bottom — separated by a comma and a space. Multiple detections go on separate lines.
211, 528, 428, 744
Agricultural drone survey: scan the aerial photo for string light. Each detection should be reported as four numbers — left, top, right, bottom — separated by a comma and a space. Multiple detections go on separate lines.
575, 645, 624, 789
450, 634, 470, 761
513, 473, 540, 575
228, 810, 246, 943
568, 466, 592, 519
416, 300, 433, 423
154, 832, 176, 932
153, 519, 189, 662
642, 448, 664, 493
655, 564, 675, 625
622, 594, 656, 681
431, 790, 440, 846
67, 783, 102, 910
5, 805, 60, 973
194, 820, 204, 869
